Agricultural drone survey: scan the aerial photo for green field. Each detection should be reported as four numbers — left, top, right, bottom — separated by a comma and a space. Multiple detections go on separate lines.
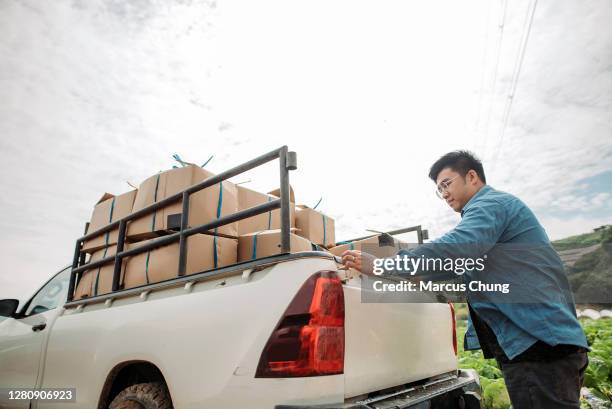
456, 317, 612, 408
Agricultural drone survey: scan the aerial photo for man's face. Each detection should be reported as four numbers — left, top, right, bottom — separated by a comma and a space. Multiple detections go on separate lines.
435, 168, 470, 212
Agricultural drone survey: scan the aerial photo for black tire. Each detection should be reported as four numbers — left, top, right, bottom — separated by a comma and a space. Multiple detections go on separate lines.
109, 382, 173, 409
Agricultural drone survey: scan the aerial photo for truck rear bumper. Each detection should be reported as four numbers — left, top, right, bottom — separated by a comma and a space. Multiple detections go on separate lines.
275, 369, 482, 409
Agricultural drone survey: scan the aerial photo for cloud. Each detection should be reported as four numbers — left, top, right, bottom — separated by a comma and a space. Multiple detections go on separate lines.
0, 0, 610, 299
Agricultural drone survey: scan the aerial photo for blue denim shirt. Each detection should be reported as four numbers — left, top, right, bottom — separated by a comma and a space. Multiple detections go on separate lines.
393, 185, 588, 359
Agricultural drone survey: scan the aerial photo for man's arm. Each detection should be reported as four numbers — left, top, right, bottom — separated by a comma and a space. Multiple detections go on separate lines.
384, 198, 508, 279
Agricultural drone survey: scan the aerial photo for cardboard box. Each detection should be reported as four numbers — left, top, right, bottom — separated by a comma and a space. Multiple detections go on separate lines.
295, 205, 335, 247
123, 234, 238, 289
82, 190, 137, 253
236, 186, 295, 235
238, 229, 313, 262
329, 233, 400, 258
267, 186, 295, 203
74, 245, 122, 299
127, 165, 238, 240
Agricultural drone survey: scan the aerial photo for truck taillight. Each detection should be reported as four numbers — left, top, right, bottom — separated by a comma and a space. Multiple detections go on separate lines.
255, 271, 345, 378
449, 303, 457, 356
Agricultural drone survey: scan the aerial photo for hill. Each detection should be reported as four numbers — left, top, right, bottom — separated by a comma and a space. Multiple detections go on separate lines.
553, 225, 612, 306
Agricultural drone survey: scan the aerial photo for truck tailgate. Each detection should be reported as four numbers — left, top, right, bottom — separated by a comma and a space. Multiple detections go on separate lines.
342, 275, 457, 399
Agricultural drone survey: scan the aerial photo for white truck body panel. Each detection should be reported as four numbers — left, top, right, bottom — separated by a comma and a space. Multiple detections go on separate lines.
343, 280, 456, 398
2, 254, 457, 408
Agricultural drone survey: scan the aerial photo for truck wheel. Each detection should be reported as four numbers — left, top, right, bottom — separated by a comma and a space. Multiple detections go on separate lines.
109, 382, 172, 409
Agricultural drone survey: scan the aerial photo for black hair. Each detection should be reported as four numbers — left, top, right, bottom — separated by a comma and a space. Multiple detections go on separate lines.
428, 150, 486, 184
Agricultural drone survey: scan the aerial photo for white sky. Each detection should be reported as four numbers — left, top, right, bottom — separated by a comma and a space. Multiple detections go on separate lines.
1, 0, 611, 300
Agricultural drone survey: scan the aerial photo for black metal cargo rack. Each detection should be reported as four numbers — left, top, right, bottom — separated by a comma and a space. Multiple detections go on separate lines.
345, 226, 429, 245
66, 146, 298, 303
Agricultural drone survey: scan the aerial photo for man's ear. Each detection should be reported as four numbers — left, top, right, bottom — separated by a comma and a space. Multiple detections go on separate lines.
467, 170, 478, 185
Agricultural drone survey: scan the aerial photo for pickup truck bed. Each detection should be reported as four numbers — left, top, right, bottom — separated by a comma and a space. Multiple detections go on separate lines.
23, 251, 477, 408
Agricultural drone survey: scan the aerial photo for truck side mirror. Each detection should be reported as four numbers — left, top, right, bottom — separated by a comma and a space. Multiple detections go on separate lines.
0, 299, 19, 318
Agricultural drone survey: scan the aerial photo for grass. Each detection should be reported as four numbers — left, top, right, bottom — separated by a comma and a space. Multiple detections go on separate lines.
552, 227, 611, 251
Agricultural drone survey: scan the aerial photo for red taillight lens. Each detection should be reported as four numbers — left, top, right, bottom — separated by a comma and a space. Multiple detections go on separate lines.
256, 271, 345, 377
449, 303, 457, 356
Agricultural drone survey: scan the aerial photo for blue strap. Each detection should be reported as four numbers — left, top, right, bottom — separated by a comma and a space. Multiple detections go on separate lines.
349, 242, 354, 250
212, 181, 223, 268
313, 197, 323, 210
144, 174, 160, 285
145, 251, 151, 284
145, 173, 159, 286
322, 214, 327, 245
93, 246, 110, 295
213, 235, 218, 268
108, 197, 116, 223
216, 182, 223, 219
174, 153, 214, 168
151, 174, 161, 232
94, 197, 116, 296
201, 155, 214, 168
251, 231, 261, 260
267, 196, 272, 229
103, 197, 116, 247
214, 182, 223, 234
172, 153, 187, 167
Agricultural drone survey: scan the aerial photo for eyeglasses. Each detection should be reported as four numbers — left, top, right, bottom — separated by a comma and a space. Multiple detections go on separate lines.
435, 175, 460, 199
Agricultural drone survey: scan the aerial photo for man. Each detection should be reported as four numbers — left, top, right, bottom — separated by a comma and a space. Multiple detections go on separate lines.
341, 150, 589, 409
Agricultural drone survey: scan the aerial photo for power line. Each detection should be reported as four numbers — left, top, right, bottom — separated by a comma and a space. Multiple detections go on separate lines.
481, 0, 508, 154
492, 0, 538, 163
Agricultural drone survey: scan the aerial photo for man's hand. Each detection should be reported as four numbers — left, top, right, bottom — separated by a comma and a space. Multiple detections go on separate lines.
340, 250, 421, 282
340, 250, 377, 276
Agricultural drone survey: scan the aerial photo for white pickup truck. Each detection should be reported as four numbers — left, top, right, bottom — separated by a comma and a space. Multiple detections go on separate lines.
0, 147, 481, 409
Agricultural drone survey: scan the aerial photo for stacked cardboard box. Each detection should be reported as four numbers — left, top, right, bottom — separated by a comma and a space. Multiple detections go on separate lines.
82, 190, 137, 253
123, 234, 237, 289
122, 164, 240, 290
75, 245, 123, 299
238, 229, 312, 262
295, 205, 335, 247
235, 185, 317, 261
236, 185, 296, 235
78, 163, 335, 296
76, 234, 239, 298
127, 165, 238, 240
75, 164, 238, 296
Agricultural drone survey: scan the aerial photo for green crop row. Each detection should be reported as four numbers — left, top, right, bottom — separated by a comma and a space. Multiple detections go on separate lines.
456, 317, 612, 408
